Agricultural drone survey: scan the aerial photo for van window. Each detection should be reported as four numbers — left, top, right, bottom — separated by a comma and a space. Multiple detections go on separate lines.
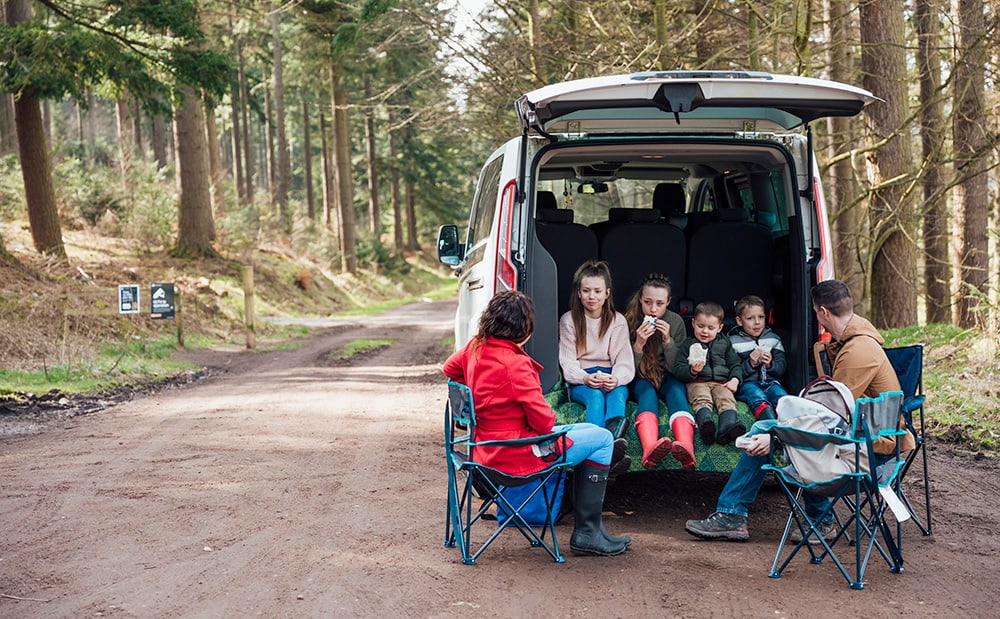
536, 179, 657, 226
466, 157, 503, 266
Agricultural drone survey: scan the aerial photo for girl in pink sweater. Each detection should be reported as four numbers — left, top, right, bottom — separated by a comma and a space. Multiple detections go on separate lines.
558, 260, 635, 440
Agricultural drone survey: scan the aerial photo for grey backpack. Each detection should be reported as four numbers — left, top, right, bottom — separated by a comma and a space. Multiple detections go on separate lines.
774, 377, 869, 490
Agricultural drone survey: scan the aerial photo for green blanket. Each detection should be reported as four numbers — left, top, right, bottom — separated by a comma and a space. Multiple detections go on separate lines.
545, 380, 756, 473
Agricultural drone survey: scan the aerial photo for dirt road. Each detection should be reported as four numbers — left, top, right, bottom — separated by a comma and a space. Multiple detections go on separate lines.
2, 298, 997, 618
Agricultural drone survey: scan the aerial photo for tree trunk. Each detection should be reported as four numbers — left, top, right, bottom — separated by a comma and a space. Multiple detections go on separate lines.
330, 62, 356, 273
526, 0, 544, 83
131, 98, 142, 156
654, 0, 668, 70
263, 76, 275, 210
792, 0, 814, 74
271, 10, 289, 230
389, 127, 402, 253
405, 175, 418, 251
229, 76, 245, 203
916, 0, 950, 324
116, 94, 135, 195
151, 99, 169, 171
6, 0, 64, 258
826, 0, 866, 307
320, 112, 333, 228
302, 90, 315, 221
744, 0, 760, 71
0, 93, 16, 156
364, 77, 379, 236
238, 39, 254, 204
204, 102, 226, 216
953, 0, 989, 328
860, 0, 916, 328
173, 86, 217, 257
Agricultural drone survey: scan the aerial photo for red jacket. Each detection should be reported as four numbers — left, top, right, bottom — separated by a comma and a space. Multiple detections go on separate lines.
443, 337, 569, 476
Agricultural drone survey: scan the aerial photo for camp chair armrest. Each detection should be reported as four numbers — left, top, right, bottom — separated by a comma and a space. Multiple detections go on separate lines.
901, 395, 925, 414
873, 427, 909, 439
471, 429, 570, 449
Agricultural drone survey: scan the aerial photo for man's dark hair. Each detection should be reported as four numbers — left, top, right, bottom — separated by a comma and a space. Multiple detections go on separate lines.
811, 279, 853, 317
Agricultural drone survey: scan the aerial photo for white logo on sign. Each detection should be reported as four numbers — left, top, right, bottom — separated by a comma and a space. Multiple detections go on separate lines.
153, 287, 166, 299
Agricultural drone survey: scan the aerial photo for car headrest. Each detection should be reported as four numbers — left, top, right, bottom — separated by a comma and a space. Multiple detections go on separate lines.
537, 191, 558, 211
653, 183, 685, 216
537, 208, 574, 223
608, 208, 659, 223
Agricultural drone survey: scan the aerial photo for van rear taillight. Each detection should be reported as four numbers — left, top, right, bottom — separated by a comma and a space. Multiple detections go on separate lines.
813, 175, 834, 283
494, 180, 518, 292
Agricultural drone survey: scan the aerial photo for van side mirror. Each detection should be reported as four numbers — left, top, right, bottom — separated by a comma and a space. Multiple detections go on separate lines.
437, 224, 464, 266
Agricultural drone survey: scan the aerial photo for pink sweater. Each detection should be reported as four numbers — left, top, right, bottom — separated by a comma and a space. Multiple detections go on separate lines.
558, 311, 635, 386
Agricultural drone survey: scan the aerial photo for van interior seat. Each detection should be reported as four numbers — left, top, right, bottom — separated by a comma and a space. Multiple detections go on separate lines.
684, 220, 774, 322
686, 206, 748, 238
535, 191, 599, 316
600, 222, 686, 313
590, 207, 659, 241
653, 183, 687, 228
537, 208, 574, 223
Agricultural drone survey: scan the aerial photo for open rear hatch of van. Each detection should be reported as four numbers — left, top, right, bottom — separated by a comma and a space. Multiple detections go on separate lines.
516, 71, 879, 135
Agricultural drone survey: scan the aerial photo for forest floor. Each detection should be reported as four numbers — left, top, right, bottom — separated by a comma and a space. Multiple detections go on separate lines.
1, 297, 998, 618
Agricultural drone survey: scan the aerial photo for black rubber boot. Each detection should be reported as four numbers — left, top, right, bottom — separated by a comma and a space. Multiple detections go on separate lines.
605, 416, 626, 439
570, 463, 629, 556
716, 409, 747, 445
607, 438, 631, 483
695, 407, 716, 445
563, 469, 631, 547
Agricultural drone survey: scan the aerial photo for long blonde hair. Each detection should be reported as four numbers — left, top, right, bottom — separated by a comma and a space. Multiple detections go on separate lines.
569, 260, 616, 355
624, 273, 672, 390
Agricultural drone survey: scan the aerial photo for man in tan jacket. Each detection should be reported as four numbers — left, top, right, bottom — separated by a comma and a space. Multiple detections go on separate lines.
685, 279, 913, 541
812, 279, 915, 454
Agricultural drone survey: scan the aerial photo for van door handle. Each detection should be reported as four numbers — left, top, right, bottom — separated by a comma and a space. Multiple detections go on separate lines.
466, 277, 483, 290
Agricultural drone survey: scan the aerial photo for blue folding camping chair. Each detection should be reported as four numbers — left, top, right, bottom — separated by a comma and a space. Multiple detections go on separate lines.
884, 344, 932, 535
765, 392, 905, 589
444, 380, 572, 565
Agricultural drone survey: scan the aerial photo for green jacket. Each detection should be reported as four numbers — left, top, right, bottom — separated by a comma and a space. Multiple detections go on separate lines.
675, 334, 743, 385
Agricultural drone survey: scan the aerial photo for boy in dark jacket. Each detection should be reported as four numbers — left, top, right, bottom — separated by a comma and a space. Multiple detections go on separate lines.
675, 301, 744, 445
729, 295, 788, 422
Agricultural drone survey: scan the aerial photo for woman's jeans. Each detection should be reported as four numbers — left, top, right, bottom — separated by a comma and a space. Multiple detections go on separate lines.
715, 420, 829, 520
736, 379, 789, 413
569, 366, 628, 427
553, 422, 614, 467
630, 374, 690, 416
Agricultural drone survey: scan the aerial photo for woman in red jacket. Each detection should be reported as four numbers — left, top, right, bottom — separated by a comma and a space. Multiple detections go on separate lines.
443, 290, 632, 556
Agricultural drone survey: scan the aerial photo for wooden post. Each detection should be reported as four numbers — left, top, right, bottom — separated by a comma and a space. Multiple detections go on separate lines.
175, 287, 185, 349
242, 264, 256, 349
61, 289, 69, 365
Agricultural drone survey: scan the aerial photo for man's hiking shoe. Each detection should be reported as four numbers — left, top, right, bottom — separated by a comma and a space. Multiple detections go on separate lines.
684, 512, 749, 541
789, 519, 837, 544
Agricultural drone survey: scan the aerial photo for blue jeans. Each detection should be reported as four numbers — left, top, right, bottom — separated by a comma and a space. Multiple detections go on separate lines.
569, 366, 628, 426
736, 380, 788, 414
715, 420, 829, 520
553, 423, 614, 467
630, 374, 691, 417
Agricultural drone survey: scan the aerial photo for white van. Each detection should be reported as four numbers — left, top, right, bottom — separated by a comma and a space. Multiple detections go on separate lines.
438, 71, 877, 394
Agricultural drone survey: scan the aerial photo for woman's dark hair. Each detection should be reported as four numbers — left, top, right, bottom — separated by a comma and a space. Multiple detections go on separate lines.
476, 290, 535, 344
568, 259, 616, 354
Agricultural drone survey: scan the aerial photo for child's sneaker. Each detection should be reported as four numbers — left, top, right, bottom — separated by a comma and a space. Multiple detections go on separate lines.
684, 512, 750, 541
